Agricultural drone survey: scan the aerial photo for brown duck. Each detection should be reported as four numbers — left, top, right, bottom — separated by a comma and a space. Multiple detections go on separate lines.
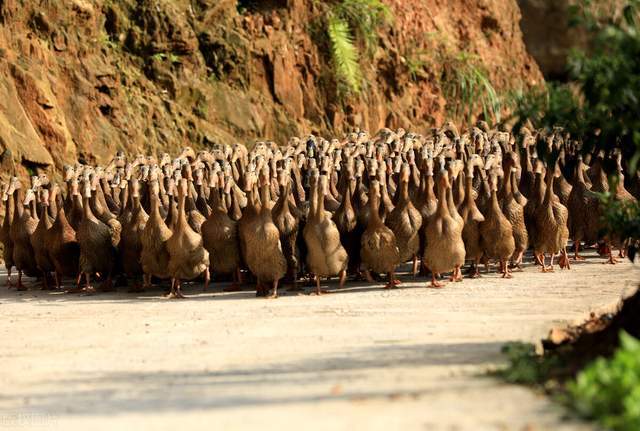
1, 183, 15, 287
385, 163, 423, 276
44, 184, 80, 290
30, 187, 55, 289
243, 167, 287, 298
502, 154, 529, 269
76, 178, 121, 293
303, 172, 348, 294
8, 178, 39, 290
140, 176, 173, 289
458, 157, 485, 278
423, 170, 466, 287
119, 178, 149, 291
201, 172, 242, 290
480, 170, 516, 278
360, 179, 401, 289
166, 178, 210, 298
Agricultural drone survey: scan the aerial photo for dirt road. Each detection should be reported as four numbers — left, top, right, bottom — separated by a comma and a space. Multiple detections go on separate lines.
0, 252, 637, 431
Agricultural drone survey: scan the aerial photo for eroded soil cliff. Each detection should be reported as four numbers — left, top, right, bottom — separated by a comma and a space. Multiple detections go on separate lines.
0, 0, 541, 176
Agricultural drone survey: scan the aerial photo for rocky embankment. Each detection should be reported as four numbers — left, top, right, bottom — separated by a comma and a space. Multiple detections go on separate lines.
0, 0, 541, 178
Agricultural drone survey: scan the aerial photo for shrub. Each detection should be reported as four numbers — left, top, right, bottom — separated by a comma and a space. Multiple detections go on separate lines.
568, 331, 640, 431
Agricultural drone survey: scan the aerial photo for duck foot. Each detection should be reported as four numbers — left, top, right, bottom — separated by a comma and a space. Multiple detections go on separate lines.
166, 279, 186, 299
604, 253, 618, 264
165, 291, 186, 299
267, 281, 279, 299
82, 286, 97, 296
427, 274, 445, 289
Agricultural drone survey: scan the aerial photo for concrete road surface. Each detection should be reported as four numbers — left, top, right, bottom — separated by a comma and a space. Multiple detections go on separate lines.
0, 251, 637, 431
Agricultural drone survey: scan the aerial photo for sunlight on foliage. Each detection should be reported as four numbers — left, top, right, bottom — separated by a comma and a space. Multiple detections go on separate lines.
568, 332, 640, 431
441, 52, 502, 127
327, 15, 362, 93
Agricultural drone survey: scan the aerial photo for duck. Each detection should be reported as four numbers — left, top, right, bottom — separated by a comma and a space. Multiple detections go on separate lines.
458, 156, 485, 277
480, 170, 516, 278
44, 184, 80, 290
524, 160, 546, 264
272, 166, 302, 288
332, 161, 361, 278
119, 178, 148, 291
303, 172, 348, 294
29, 187, 55, 289
201, 171, 242, 291
8, 178, 39, 290
76, 176, 121, 293
533, 157, 570, 271
1, 183, 15, 287
567, 155, 599, 260
385, 163, 423, 276
242, 167, 287, 298
502, 154, 529, 269
165, 177, 210, 298
360, 179, 401, 289
140, 174, 174, 289
423, 170, 466, 287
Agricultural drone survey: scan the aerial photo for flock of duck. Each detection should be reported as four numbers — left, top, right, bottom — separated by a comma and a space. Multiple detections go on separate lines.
0, 124, 637, 298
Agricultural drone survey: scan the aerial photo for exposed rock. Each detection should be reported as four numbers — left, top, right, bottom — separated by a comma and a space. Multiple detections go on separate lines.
0, 0, 542, 176
517, 0, 587, 80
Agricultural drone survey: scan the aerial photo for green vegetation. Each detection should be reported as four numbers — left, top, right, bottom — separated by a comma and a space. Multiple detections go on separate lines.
151, 52, 182, 64
327, 16, 361, 93
441, 51, 501, 127
498, 342, 559, 385
507, 0, 640, 240
315, 0, 392, 96
568, 332, 640, 431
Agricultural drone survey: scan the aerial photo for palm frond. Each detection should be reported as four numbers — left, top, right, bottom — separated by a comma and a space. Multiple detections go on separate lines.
328, 15, 361, 93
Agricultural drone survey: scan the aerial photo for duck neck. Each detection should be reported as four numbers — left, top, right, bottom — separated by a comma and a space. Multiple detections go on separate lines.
13, 189, 22, 218
436, 181, 450, 217
259, 182, 270, 215
503, 171, 514, 201
83, 195, 94, 220
398, 178, 409, 207
369, 193, 382, 226
177, 190, 187, 226
464, 175, 475, 208
543, 167, 554, 206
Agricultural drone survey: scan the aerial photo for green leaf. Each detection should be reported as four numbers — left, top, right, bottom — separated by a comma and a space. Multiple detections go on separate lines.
327, 15, 362, 93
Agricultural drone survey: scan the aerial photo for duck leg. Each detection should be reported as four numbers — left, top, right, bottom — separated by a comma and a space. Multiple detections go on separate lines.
364, 269, 374, 283
384, 271, 399, 289
470, 259, 481, 278
500, 259, 512, 278
142, 273, 152, 290
573, 241, 586, 261
203, 268, 211, 292
268, 280, 279, 299
40, 271, 51, 290
428, 273, 443, 289
453, 265, 464, 282
338, 269, 346, 288
605, 250, 618, 264
54, 271, 61, 290
82, 273, 96, 295
224, 269, 243, 292
5, 267, 13, 288
412, 255, 419, 278
16, 270, 27, 291
312, 275, 328, 295
166, 278, 185, 299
